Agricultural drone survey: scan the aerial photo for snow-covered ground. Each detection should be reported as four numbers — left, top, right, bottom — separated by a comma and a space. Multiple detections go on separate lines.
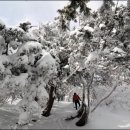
0, 101, 130, 129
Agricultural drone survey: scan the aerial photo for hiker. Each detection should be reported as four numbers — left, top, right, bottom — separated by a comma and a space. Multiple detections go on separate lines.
73, 93, 81, 110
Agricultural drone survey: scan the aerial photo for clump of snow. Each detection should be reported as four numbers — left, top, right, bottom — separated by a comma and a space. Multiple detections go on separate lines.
37, 82, 49, 108
113, 47, 126, 54
12, 73, 28, 87
18, 111, 31, 125
18, 41, 43, 55
17, 81, 48, 125
103, 48, 110, 54
28, 101, 42, 119
84, 25, 94, 32
100, 39, 105, 44
36, 49, 57, 80
9, 41, 20, 50
112, 28, 117, 33
70, 29, 78, 36
85, 51, 99, 65
63, 65, 69, 69
28, 28, 40, 41
0, 73, 28, 106
8, 47, 18, 55
15, 26, 24, 33
7, 98, 21, 105
99, 23, 105, 28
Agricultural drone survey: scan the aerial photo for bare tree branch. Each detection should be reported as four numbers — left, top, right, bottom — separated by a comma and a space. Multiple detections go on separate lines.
91, 84, 118, 113
62, 66, 80, 83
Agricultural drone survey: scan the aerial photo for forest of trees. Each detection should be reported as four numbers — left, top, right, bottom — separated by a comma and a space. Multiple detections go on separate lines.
0, 0, 129, 128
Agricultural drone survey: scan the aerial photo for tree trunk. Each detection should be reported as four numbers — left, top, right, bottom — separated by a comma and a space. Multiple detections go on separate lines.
87, 81, 90, 109
76, 103, 89, 126
76, 73, 94, 126
82, 83, 85, 102
42, 85, 55, 117
76, 81, 86, 118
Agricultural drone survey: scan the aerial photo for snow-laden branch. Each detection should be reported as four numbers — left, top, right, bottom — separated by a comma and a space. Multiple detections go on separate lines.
62, 66, 80, 83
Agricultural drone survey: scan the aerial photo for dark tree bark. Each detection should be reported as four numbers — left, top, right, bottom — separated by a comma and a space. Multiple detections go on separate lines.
76, 103, 89, 126
76, 72, 94, 126
42, 85, 55, 117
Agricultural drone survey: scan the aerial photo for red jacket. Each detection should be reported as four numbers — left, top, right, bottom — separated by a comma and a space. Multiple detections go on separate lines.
73, 94, 81, 102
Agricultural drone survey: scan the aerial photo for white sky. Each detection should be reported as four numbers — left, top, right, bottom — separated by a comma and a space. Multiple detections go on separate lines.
0, 1, 127, 27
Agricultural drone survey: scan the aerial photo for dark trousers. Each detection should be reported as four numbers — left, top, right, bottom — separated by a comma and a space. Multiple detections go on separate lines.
75, 100, 80, 110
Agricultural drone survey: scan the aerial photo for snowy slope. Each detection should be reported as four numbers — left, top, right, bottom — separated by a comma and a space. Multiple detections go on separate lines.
0, 101, 130, 129
29, 101, 130, 129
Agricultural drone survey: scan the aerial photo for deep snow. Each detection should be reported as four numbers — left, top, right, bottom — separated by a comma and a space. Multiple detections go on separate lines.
0, 101, 130, 129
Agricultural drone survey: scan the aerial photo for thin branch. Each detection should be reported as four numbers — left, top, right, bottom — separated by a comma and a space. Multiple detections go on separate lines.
62, 66, 80, 83
91, 84, 118, 113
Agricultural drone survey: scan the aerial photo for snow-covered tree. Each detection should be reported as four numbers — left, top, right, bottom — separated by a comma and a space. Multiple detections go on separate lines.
0, 19, 59, 127
0, 0, 129, 128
